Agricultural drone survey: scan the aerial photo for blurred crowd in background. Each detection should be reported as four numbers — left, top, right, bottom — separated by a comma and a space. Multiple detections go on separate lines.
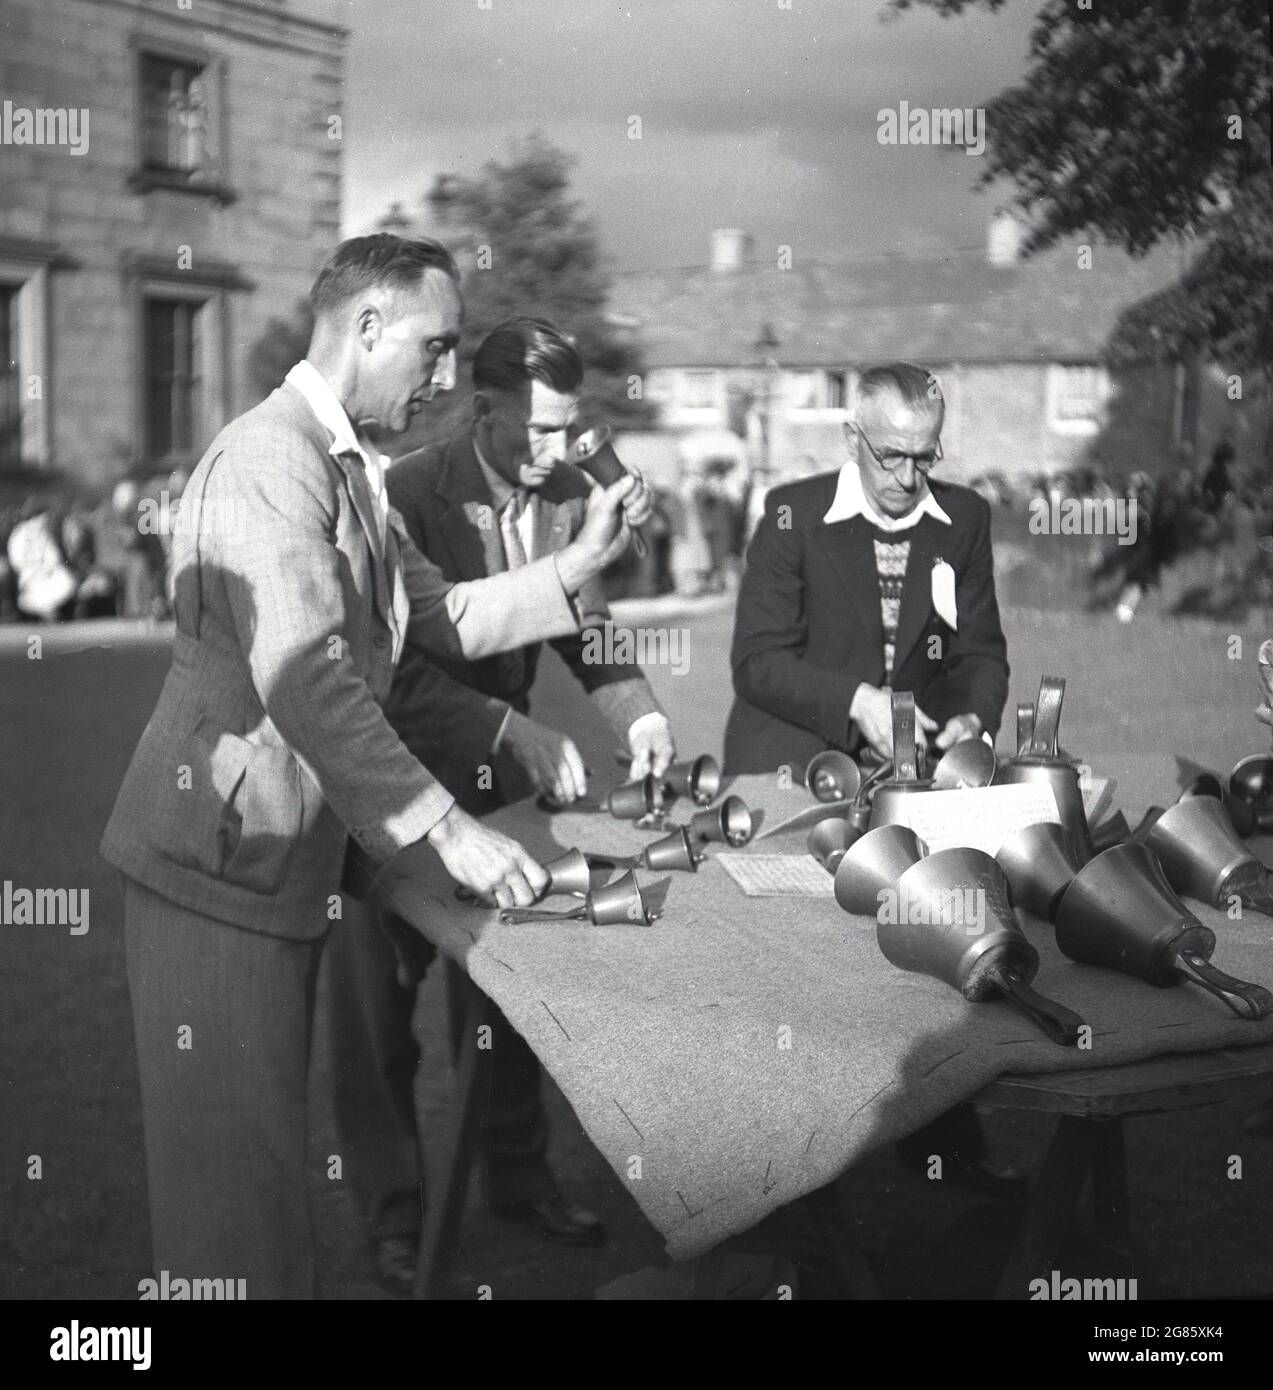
0, 436, 1263, 625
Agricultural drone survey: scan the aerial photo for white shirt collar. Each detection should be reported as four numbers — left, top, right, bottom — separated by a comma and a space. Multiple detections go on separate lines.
285, 360, 389, 514
822, 459, 952, 533
285, 360, 364, 459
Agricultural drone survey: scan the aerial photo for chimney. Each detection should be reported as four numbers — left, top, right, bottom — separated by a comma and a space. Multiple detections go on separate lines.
987, 208, 1026, 267
710, 228, 752, 273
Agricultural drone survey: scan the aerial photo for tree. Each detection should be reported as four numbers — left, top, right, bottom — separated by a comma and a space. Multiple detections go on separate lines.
394, 134, 655, 450
247, 298, 313, 403
892, 0, 1271, 372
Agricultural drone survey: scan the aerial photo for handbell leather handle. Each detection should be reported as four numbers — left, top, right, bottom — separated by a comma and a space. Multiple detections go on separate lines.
1030, 675, 1065, 759
990, 965, 1086, 1046
1016, 702, 1035, 758
1173, 949, 1273, 1021
891, 692, 918, 782
498, 903, 590, 925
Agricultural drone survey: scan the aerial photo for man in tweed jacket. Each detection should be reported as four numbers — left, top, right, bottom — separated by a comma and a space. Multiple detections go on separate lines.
328, 319, 675, 1277
99, 237, 645, 1298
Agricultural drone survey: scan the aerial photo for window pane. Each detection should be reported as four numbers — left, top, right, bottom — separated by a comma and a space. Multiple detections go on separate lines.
0, 286, 20, 469
681, 370, 717, 409
144, 297, 202, 461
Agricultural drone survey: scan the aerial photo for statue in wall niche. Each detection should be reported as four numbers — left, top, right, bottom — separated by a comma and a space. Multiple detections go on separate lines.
166, 71, 215, 179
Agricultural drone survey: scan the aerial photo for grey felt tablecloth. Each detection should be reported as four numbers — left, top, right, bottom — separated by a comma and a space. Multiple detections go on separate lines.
372, 771, 1273, 1260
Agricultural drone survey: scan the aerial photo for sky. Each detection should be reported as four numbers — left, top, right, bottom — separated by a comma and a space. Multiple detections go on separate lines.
296, 0, 1041, 272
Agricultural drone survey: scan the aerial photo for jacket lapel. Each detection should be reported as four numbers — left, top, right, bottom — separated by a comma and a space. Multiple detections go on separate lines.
891, 515, 943, 674
435, 435, 507, 579
819, 515, 886, 658
331, 449, 394, 628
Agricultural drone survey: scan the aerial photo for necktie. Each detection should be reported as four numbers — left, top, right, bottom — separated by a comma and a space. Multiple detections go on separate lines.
498, 490, 529, 569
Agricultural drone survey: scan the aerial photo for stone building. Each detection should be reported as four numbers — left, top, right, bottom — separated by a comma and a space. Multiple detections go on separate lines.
0, 0, 345, 492
609, 220, 1268, 493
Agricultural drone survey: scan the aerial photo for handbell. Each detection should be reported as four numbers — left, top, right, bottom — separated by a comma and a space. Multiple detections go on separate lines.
1178, 770, 1257, 837
663, 754, 722, 807
567, 423, 648, 558
1144, 796, 1273, 916
867, 692, 935, 830
541, 848, 596, 898
806, 751, 862, 804
607, 774, 669, 821
931, 737, 997, 791
688, 795, 754, 847
807, 816, 862, 873
1228, 753, 1273, 833
995, 821, 1084, 921
499, 870, 659, 926
878, 848, 1086, 1046
997, 675, 1096, 862
587, 827, 703, 874
832, 824, 928, 916
1054, 843, 1273, 1020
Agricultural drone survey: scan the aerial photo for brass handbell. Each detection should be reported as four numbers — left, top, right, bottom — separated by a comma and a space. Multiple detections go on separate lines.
831, 824, 928, 916
1144, 796, 1273, 917
806, 750, 862, 804
867, 692, 935, 830
585, 827, 704, 874
1054, 843, 1273, 1020
687, 795, 755, 847
931, 737, 997, 791
997, 675, 1096, 863
499, 870, 660, 926
807, 817, 863, 873
877, 848, 1087, 1046
995, 821, 1084, 921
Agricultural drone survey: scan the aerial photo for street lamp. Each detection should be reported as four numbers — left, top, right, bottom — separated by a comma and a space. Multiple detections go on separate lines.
753, 322, 781, 489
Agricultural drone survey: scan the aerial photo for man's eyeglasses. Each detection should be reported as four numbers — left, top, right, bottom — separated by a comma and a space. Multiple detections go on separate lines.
856, 427, 943, 474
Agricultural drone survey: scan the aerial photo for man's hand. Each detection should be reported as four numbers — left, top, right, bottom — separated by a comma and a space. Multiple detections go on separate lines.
555, 476, 635, 591
627, 713, 676, 782
502, 711, 588, 803
621, 467, 655, 529
426, 803, 548, 909
934, 713, 984, 752
850, 683, 938, 762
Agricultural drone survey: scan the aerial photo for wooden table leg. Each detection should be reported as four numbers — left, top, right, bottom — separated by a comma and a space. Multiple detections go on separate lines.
1090, 1119, 1131, 1254
994, 1115, 1099, 1299
414, 963, 496, 1299
805, 1183, 881, 1299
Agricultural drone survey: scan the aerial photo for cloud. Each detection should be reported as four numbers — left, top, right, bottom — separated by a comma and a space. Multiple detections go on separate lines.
316, 0, 1040, 267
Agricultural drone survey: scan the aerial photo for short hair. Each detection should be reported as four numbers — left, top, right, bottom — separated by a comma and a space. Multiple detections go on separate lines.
855, 361, 943, 412
309, 234, 458, 318
472, 316, 583, 394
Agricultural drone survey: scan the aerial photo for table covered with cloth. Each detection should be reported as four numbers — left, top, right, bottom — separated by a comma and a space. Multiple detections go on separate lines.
368, 766, 1273, 1261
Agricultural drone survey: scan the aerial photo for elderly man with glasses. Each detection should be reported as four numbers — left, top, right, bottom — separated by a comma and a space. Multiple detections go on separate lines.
723, 360, 1015, 1194
725, 359, 1009, 777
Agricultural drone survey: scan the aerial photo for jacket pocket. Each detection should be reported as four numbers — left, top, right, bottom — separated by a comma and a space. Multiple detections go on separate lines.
164, 716, 302, 895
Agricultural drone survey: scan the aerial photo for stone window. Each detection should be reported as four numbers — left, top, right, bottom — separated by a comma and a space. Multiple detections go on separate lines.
126, 256, 253, 468
1046, 362, 1110, 434
143, 297, 203, 462
0, 285, 19, 469
680, 369, 719, 411
0, 240, 59, 471
129, 46, 235, 203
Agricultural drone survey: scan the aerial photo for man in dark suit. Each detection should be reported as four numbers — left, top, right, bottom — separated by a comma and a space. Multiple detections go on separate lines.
328, 317, 677, 1289
725, 361, 1008, 774
725, 361, 1015, 1193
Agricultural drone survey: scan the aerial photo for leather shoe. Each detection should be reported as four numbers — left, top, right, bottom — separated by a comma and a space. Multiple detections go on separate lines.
941, 1157, 1028, 1198
493, 1188, 606, 1246
898, 1148, 1027, 1198
372, 1234, 418, 1297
